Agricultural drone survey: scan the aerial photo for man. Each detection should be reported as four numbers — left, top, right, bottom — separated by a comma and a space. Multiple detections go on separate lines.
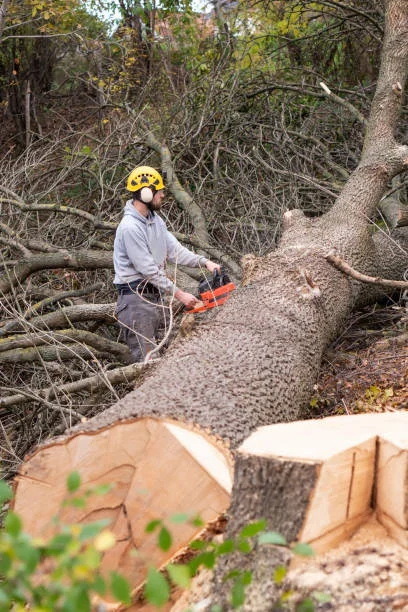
113, 165, 220, 362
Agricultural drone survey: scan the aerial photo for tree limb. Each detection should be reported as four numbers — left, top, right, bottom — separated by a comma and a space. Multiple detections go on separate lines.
22, 282, 104, 319
172, 233, 242, 278
0, 360, 158, 409
143, 128, 211, 245
326, 250, 408, 288
0, 0, 9, 42
0, 250, 113, 294
0, 328, 130, 361
1, 386, 83, 420
319, 81, 368, 126
0, 303, 116, 336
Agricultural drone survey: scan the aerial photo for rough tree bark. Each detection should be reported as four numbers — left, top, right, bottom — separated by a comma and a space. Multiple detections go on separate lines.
12, 0, 408, 608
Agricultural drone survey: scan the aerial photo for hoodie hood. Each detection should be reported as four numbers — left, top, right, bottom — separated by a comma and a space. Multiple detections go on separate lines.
123, 200, 156, 224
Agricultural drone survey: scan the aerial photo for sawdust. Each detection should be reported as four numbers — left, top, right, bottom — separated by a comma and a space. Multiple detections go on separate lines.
169, 517, 408, 612
286, 515, 408, 611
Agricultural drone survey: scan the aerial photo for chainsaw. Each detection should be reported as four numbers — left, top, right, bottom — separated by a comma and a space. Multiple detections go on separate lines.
187, 268, 236, 314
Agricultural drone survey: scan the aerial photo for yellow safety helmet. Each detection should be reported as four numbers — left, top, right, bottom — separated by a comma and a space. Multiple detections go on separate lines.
127, 166, 165, 193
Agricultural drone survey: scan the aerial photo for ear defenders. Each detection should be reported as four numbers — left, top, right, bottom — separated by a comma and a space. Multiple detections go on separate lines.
140, 187, 154, 203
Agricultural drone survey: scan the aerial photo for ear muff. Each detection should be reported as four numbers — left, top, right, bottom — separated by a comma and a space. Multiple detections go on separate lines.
140, 187, 154, 203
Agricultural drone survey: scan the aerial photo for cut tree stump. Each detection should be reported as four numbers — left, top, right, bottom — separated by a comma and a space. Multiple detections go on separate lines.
235, 411, 408, 553
207, 411, 408, 612
12, 418, 233, 598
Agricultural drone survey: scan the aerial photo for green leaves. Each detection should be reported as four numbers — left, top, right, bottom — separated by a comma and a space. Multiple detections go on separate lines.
144, 567, 170, 607
0, 470, 320, 612
111, 572, 131, 605
0, 480, 12, 504
145, 519, 161, 533
0, 475, 133, 611
67, 471, 81, 493
79, 520, 110, 542
274, 565, 287, 584
158, 526, 172, 552
239, 519, 266, 538
4, 512, 22, 537
258, 531, 287, 546
292, 542, 314, 557
167, 563, 191, 588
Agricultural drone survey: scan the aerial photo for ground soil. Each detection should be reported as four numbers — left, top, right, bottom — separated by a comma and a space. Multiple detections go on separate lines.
313, 301, 408, 419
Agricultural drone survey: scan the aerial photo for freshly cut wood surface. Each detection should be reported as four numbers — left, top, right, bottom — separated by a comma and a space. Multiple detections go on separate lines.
238, 412, 408, 553
376, 432, 408, 545
13, 418, 232, 594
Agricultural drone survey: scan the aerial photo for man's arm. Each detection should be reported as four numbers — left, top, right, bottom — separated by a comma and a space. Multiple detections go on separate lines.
165, 231, 221, 274
123, 227, 201, 307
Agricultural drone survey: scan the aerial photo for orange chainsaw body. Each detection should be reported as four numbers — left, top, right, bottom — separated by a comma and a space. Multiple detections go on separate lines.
187, 281, 236, 314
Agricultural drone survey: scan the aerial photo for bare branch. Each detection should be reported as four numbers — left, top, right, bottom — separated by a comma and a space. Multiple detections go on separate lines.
319, 82, 368, 127
0, 360, 158, 409
0, 303, 115, 336
0, 327, 130, 363
0, 0, 9, 42
22, 283, 104, 320
143, 128, 211, 245
0, 250, 113, 294
0, 188, 117, 231
326, 250, 408, 288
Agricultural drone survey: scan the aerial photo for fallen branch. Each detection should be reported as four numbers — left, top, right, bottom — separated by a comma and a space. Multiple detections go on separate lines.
0, 328, 130, 361
0, 303, 116, 336
319, 81, 368, 126
1, 386, 83, 420
0, 360, 158, 409
173, 232, 242, 278
22, 282, 104, 319
0, 250, 113, 294
143, 127, 211, 246
0, 187, 117, 231
0, 339, 126, 364
326, 250, 408, 288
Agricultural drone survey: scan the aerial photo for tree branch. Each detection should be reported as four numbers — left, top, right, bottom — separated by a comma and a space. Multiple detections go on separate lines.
0, 360, 158, 409
326, 249, 408, 288
143, 128, 211, 245
22, 283, 104, 319
0, 329, 129, 360
0, 303, 116, 336
0, 0, 9, 42
319, 81, 368, 126
0, 328, 130, 363
0, 250, 113, 294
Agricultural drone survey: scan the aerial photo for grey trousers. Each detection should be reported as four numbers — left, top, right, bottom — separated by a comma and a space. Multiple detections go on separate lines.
115, 291, 169, 362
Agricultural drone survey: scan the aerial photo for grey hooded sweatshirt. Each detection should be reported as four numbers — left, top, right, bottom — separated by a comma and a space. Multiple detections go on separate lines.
113, 200, 207, 293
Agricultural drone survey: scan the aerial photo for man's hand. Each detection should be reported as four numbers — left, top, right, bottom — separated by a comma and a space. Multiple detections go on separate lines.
205, 260, 221, 274
175, 289, 201, 309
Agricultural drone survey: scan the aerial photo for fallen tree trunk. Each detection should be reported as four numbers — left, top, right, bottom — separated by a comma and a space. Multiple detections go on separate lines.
11, 0, 408, 609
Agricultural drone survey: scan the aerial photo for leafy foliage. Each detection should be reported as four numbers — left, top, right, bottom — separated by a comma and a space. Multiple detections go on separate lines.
145, 515, 322, 610
0, 473, 330, 610
0, 474, 131, 612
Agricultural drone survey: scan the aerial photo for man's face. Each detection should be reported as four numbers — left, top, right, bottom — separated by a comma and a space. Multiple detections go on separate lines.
151, 189, 165, 210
